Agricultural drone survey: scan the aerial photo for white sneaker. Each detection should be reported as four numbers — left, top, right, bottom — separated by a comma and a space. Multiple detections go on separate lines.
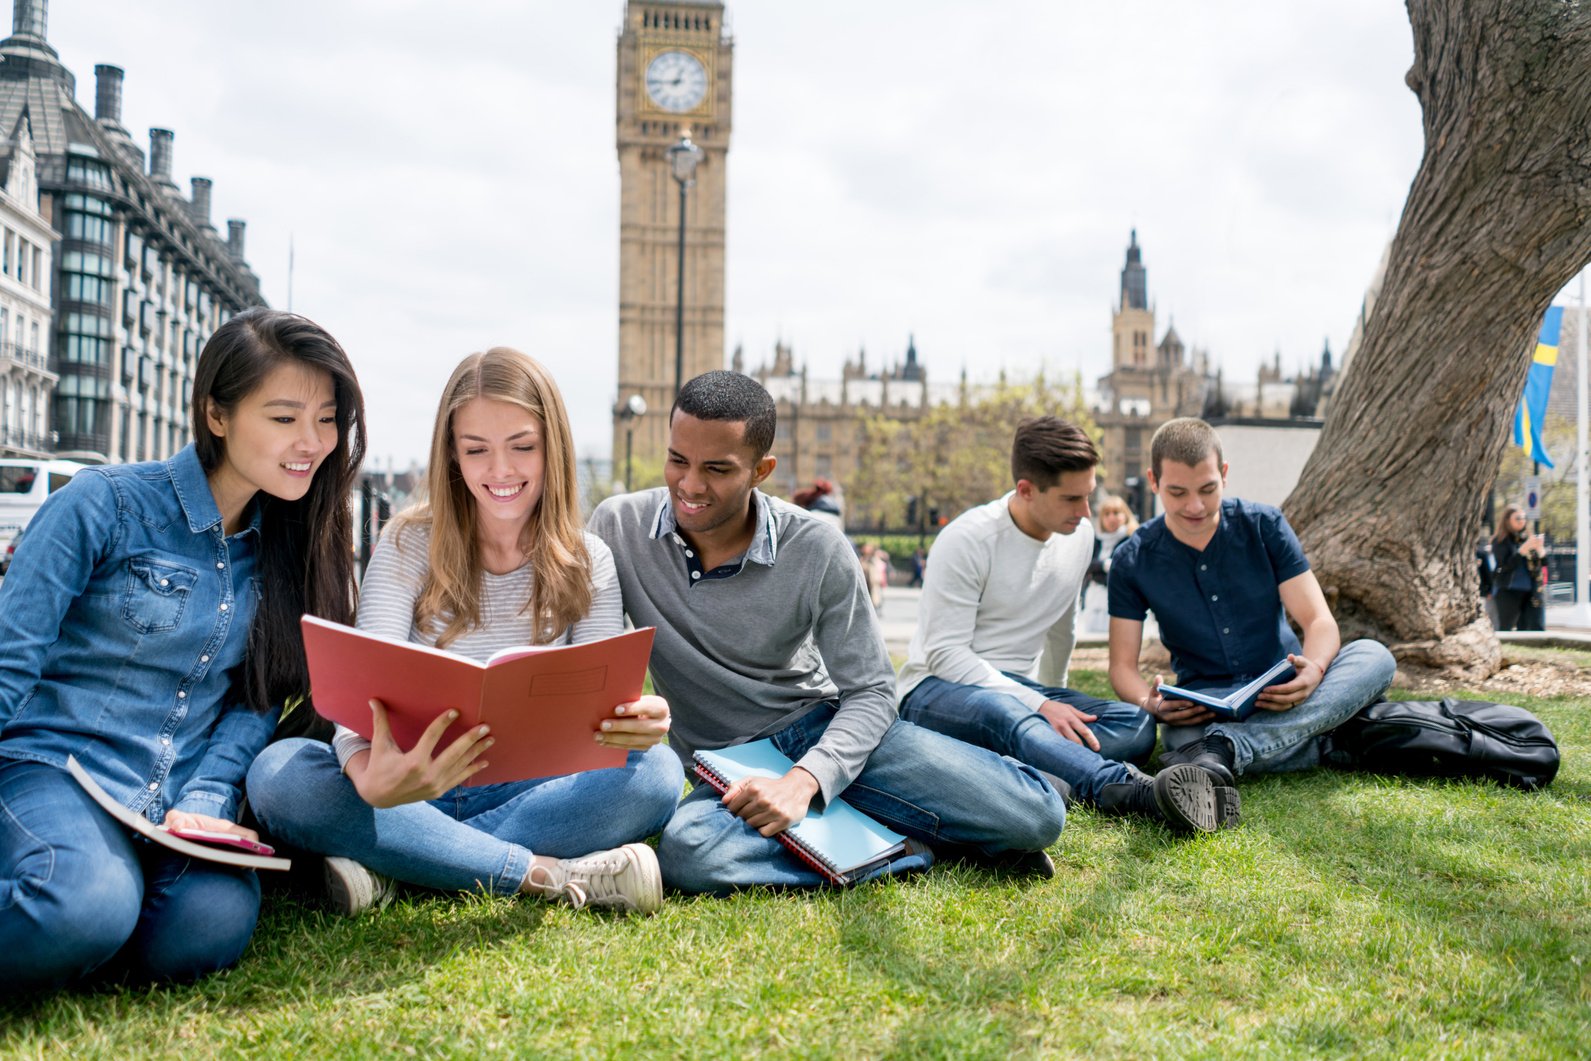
323, 856, 397, 917
532, 843, 663, 915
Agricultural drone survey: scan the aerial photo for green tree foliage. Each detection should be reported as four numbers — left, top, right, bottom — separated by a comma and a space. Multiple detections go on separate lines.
581, 455, 667, 515
848, 372, 1099, 530
1493, 412, 1580, 540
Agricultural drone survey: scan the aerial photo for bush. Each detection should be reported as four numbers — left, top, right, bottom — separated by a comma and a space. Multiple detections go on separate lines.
847, 533, 936, 574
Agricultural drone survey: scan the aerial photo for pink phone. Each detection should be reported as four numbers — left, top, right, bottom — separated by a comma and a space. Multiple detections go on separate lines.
166, 827, 276, 856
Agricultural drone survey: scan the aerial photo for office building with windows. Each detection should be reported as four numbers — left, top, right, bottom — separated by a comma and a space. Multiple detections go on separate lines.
0, 0, 264, 463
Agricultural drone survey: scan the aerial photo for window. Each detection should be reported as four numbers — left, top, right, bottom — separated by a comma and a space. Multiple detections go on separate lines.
66, 194, 113, 217
67, 312, 112, 337
67, 212, 114, 245
63, 250, 112, 277
816, 422, 832, 442
65, 273, 112, 304
66, 158, 112, 191
64, 322, 111, 365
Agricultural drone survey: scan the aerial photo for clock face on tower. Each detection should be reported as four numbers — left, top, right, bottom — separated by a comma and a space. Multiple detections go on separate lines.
645, 49, 708, 113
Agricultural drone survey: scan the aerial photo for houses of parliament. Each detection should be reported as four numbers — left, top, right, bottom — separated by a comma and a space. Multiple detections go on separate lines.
610, 1, 1336, 526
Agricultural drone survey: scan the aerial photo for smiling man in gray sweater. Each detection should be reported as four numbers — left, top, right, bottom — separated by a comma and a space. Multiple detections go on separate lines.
588, 371, 1066, 894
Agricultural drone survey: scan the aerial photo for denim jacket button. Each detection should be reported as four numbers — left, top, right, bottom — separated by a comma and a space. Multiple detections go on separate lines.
177, 690, 186, 699
219, 603, 228, 611
200, 654, 209, 663
147, 782, 159, 791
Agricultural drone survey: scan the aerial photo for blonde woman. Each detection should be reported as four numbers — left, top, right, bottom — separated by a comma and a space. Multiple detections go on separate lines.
248, 349, 683, 916
1081, 495, 1138, 633
1092, 495, 1139, 581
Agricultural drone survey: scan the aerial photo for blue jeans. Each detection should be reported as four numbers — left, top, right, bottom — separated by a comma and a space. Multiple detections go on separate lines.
0, 760, 261, 993
247, 740, 684, 896
900, 673, 1156, 802
1161, 639, 1397, 774
658, 704, 1067, 894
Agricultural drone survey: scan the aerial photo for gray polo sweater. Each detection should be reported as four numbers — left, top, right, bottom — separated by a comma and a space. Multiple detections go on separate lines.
588, 488, 896, 802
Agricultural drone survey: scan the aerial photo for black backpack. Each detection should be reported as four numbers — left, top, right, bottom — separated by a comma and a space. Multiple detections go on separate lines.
1321, 697, 1559, 790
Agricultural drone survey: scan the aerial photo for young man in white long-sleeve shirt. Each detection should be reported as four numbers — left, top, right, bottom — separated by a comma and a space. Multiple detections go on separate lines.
897, 416, 1240, 832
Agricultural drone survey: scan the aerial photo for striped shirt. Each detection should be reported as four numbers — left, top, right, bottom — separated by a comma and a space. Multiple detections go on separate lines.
330, 519, 622, 766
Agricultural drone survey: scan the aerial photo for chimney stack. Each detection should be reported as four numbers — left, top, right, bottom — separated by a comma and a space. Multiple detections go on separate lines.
148, 127, 176, 189
227, 219, 246, 260
189, 177, 213, 229
94, 64, 124, 125
11, 0, 47, 42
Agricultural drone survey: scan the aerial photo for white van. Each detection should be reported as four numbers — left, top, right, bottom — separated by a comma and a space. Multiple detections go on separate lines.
0, 458, 88, 571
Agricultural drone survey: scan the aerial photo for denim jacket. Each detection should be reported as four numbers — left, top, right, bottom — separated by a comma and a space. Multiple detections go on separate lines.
0, 445, 277, 823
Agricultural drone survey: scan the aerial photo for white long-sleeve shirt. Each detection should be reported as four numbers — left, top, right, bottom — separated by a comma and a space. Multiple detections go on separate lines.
896, 493, 1094, 711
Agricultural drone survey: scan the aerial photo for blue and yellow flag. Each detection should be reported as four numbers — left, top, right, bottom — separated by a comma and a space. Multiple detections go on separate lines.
1513, 306, 1563, 468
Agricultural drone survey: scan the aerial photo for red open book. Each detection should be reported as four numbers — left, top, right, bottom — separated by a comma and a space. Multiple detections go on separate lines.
301, 616, 653, 785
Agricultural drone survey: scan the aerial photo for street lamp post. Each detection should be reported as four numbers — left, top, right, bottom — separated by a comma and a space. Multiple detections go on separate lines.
667, 130, 703, 401
617, 393, 647, 492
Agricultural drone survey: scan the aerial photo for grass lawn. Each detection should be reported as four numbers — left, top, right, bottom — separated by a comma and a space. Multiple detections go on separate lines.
4, 673, 1588, 1058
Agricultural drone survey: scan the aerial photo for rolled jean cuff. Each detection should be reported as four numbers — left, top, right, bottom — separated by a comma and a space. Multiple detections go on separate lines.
493, 844, 533, 897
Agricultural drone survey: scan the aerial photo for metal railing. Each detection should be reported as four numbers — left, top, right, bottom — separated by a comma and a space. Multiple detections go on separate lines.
0, 342, 49, 373
0, 424, 51, 452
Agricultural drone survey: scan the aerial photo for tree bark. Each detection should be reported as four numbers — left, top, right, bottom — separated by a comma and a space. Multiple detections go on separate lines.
1284, 0, 1591, 677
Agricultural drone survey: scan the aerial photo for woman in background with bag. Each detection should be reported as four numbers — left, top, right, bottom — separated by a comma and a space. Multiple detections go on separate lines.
1491, 505, 1546, 631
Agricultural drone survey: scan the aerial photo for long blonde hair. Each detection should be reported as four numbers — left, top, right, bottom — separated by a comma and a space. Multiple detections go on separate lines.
396, 348, 591, 648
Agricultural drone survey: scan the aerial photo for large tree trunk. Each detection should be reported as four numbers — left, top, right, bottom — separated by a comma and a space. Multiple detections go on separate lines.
1284, 0, 1591, 678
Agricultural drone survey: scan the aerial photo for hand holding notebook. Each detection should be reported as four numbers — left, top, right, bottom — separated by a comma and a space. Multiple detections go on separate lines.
719, 764, 822, 836
1155, 658, 1298, 721
694, 740, 913, 886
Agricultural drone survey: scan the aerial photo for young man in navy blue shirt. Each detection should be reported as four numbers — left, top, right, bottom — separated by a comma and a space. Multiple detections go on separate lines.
1107, 418, 1395, 780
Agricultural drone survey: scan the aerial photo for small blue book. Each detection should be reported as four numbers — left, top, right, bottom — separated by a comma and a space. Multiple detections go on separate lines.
693, 739, 911, 886
1156, 658, 1296, 721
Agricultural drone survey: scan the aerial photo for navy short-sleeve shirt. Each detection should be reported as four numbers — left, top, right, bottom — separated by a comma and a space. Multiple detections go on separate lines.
1108, 498, 1310, 688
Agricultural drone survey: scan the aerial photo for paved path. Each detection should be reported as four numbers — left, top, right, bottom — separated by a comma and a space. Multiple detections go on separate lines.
877, 585, 1591, 656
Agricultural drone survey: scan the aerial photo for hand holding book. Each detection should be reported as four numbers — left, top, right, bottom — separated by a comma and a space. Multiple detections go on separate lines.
596, 694, 672, 751
347, 703, 495, 808
162, 808, 266, 848
1251, 653, 1324, 710
1154, 658, 1299, 722
721, 765, 821, 836
1141, 677, 1218, 725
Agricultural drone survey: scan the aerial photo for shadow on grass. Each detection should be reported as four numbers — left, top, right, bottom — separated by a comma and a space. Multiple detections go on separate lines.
0, 885, 555, 1038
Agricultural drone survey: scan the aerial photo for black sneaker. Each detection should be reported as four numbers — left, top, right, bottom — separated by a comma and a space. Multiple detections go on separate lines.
1158, 735, 1238, 787
933, 842, 1057, 879
1094, 763, 1239, 833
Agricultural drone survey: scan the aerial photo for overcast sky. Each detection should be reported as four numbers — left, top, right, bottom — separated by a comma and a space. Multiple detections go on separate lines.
45, 1, 1433, 466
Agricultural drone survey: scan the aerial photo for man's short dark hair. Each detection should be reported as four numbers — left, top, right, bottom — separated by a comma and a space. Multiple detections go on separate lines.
672, 370, 778, 459
1150, 417, 1224, 479
1011, 416, 1099, 489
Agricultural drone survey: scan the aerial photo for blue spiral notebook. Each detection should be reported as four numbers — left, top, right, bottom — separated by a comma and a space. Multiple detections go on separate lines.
1156, 658, 1296, 721
693, 739, 911, 886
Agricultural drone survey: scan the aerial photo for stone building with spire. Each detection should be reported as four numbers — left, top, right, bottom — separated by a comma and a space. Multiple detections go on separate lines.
1093, 230, 1211, 510
0, 0, 265, 464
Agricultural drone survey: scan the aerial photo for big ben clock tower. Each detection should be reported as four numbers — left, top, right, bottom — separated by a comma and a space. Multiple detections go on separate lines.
614, 1, 733, 470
